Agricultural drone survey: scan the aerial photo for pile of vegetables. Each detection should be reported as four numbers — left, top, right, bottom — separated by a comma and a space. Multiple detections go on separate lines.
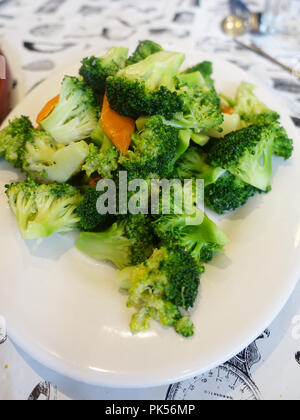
0, 41, 293, 337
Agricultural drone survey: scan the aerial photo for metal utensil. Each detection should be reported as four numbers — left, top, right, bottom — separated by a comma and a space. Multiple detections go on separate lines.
222, 0, 247, 36
234, 39, 295, 75
221, 0, 262, 36
222, 15, 247, 36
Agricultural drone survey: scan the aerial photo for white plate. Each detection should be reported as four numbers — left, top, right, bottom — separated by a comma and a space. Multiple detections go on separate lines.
0, 52, 299, 388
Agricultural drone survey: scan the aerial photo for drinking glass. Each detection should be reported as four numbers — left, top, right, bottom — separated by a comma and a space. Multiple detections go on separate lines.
260, 0, 300, 36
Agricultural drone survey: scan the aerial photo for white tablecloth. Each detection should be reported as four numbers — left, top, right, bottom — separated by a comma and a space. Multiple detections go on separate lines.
0, 0, 300, 400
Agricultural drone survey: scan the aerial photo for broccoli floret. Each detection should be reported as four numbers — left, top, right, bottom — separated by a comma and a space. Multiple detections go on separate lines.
152, 188, 228, 263
76, 186, 115, 232
106, 51, 185, 119
22, 128, 89, 183
117, 246, 203, 337
79, 47, 129, 95
120, 116, 190, 180
206, 125, 275, 191
240, 112, 293, 160
89, 124, 113, 150
234, 81, 270, 119
174, 316, 195, 337
176, 146, 259, 214
76, 214, 156, 269
126, 40, 163, 66
6, 178, 82, 239
272, 123, 293, 160
0, 116, 33, 167
163, 70, 223, 134
82, 143, 119, 179
204, 172, 259, 214
40, 76, 100, 145
153, 214, 228, 264
176, 146, 226, 187
183, 61, 215, 88
232, 82, 293, 160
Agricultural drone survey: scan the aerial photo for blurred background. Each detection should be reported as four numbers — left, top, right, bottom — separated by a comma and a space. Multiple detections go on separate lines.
0, 0, 299, 124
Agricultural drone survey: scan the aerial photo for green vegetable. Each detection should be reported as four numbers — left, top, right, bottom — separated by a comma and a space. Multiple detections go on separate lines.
41, 76, 100, 144
76, 214, 157, 268
120, 116, 191, 180
152, 184, 228, 263
0, 116, 33, 168
176, 146, 226, 187
206, 125, 275, 191
183, 61, 215, 88
117, 246, 203, 337
163, 69, 223, 134
82, 143, 119, 179
6, 178, 82, 239
152, 212, 228, 264
204, 172, 259, 214
23, 130, 89, 183
79, 47, 129, 95
126, 40, 163, 66
233, 82, 293, 159
89, 124, 113, 150
176, 146, 259, 214
106, 51, 185, 119
234, 81, 270, 118
207, 113, 241, 138
76, 186, 116, 232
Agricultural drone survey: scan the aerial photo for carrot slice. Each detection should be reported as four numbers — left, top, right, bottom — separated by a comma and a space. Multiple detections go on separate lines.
36, 94, 60, 128
100, 94, 135, 155
89, 175, 102, 187
222, 106, 234, 115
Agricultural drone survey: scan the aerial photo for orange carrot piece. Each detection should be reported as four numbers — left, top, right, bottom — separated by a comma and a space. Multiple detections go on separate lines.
36, 94, 60, 127
100, 94, 135, 155
89, 175, 102, 187
222, 106, 234, 115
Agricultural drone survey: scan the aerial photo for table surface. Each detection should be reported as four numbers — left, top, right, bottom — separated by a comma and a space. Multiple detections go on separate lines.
0, 0, 300, 401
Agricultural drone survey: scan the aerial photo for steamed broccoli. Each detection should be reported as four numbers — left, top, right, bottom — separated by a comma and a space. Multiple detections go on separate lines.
206, 125, 275, 191
183, 61, 215, 88
117, 246, 203, 337
120, 116, 190, 180
151, 181, 228, 263
40, 76, 100, 144
272, 123, 293, 160
23, 129, 90, 183
76, 186, 116, 232
204, 172, 259, 214
163, 70, 223, 134
6, 178, 82, 239
152, 212, 228, 264
76, 214, 157, 269
82, 143, 119, 179
126, 40, 163, 66
176, 146, 226, 186
234, 81, 270, 118
229, 82, 293, 159
0, 116, 33, 167
79, 47, 129, 95
240, 112, 293, 160
89, 124, 113, 149
177, 146, 259, 214
106, 51, 185, 119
